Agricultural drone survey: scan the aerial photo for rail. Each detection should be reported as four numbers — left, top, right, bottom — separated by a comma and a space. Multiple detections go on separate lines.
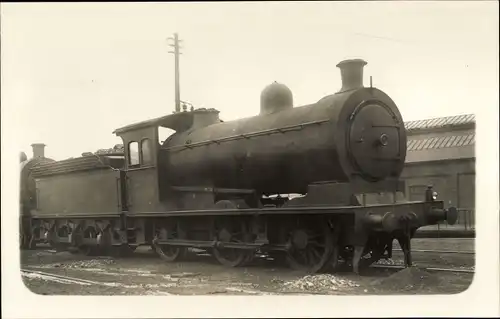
416, 208, 475, 238
392, 249, 474, 255
372, 264, 475, 274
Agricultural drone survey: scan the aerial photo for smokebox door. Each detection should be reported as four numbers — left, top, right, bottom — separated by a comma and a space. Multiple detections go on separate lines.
347, 103, 401, 180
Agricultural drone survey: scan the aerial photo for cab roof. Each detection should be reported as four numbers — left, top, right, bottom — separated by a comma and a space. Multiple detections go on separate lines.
113, 108, 220, 135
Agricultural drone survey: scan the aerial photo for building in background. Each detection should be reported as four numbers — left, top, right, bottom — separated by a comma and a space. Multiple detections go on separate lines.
401, 114, 475, 231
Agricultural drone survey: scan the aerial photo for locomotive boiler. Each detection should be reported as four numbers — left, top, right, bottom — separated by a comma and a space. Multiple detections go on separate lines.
161, 59, 406, 195
20, 58, 458, 275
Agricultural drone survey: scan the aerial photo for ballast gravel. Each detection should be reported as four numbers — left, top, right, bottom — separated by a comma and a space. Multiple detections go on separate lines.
281, 274, 360, 291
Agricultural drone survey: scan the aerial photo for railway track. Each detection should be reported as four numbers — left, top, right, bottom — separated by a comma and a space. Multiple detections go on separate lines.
380, 248, 475, 273
19, 268, 309, 296
20, 268, 180, 293
371, 264, 475, 274
392, 248, 475, 255
21, 264, 474, 299
20, 268, 149, 288
21, 269, 96, 286
23, 246, 475, 280
21, 245, 475, 295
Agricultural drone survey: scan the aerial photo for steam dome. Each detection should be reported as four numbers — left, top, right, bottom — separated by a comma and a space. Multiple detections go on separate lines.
260, 82, 293, 115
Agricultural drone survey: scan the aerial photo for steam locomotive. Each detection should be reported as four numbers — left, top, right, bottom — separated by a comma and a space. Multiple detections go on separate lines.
19, 59, 457, 273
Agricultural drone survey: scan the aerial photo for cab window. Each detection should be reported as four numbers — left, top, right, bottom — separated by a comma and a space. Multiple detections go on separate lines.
141, 138, 153, 165
128, 141, 140, 166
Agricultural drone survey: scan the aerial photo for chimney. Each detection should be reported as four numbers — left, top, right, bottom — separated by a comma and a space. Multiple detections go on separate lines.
336, 59, 367, 93
31, 143, 46, 158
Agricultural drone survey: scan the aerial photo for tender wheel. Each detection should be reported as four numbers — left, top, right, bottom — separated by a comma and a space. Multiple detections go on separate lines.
28, 226, 42, 249
48, 225, 71, 252
97, 227, 130, 257
19, 229, 29, 250
28, 227, 38, 249
19, 217, 32, 250
285, 219, 334, 273
77, 226, 99, 256
213, 219, 254, 267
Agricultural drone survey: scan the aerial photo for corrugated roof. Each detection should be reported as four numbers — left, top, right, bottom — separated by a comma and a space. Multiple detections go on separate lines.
404, 114, 475, 131
407, 133, 475, 151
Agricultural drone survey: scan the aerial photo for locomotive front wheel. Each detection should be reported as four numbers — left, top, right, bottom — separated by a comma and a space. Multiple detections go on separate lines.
285, 221, 334, 273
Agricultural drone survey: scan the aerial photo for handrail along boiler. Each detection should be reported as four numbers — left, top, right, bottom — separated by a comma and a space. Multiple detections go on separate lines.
21, 59, 457, 273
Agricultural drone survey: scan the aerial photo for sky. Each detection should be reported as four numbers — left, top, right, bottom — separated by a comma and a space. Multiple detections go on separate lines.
2, 1, 499, 161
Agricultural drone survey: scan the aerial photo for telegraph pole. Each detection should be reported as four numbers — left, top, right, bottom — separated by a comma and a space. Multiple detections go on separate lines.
168, 33, 183, 113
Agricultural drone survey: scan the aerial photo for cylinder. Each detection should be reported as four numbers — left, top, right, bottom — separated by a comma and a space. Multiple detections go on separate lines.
429, 207, 458, 225
363, 211, 401, 232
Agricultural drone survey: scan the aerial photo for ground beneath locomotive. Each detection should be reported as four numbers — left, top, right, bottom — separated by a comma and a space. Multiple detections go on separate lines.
21, 239, 474, 296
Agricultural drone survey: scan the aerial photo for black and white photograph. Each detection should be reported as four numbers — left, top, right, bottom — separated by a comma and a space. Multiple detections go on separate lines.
1, 1, 499, 318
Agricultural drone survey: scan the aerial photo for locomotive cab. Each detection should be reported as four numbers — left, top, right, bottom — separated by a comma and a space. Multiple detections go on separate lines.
113, 108, 222, 212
